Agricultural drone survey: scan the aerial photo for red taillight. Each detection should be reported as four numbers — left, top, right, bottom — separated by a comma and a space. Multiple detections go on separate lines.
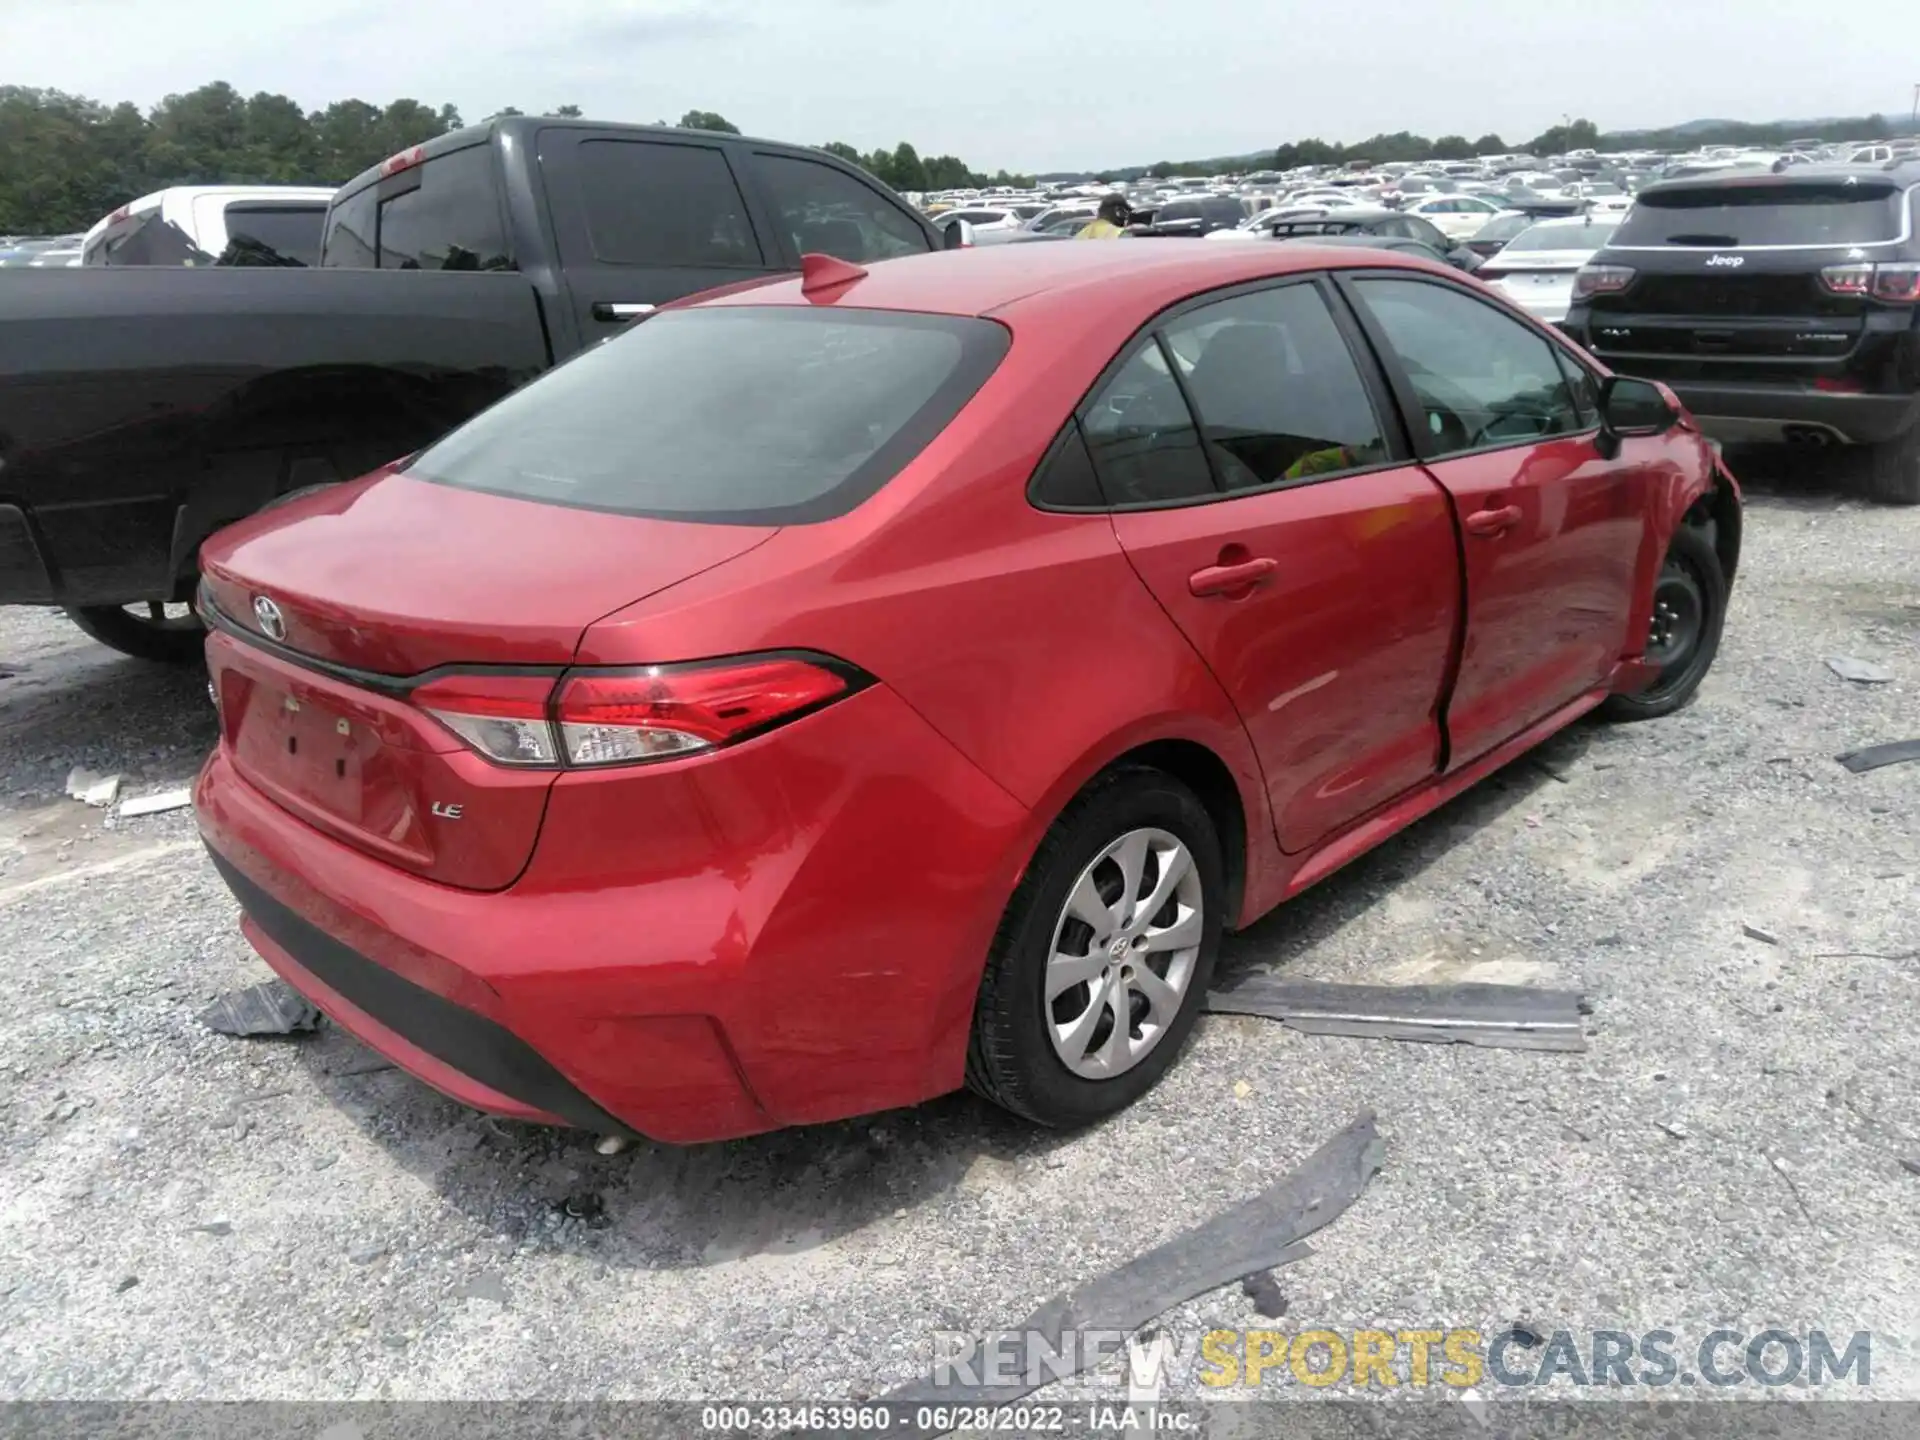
1872, 262, 1920, 302
556, 657, 855, 767
1820, 261, 1920, 301
410, 655, 863, 770
413, 673, 559, 766
1572, 264, 1635, 300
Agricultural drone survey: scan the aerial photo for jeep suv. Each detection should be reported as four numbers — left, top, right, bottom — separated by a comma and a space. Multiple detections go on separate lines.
1563, 162, 1920, 503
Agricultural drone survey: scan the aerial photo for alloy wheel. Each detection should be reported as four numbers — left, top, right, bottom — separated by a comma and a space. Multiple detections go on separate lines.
1044, 827, 1204, 1080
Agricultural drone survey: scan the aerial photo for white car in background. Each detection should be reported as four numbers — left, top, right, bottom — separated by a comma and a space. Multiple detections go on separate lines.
931, 206, 1022, 240
1400, 194, 1508, 241
81, 185, 337, 265
1475, 215, 1621, 325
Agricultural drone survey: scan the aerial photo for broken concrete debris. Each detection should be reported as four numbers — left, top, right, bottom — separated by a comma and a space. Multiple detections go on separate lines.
117, 787, 193, 819
1742, 924, 1781, 946
866, 1111, 1380, 1421
199, 980, 322, 1038
1837, 739, 1920, 775
1206, 978, 1588, 1052
64, 767, 122, 808
1826, 656, 1893, 684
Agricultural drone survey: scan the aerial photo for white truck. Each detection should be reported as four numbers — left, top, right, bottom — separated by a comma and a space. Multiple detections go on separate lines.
79, 185, 338, 267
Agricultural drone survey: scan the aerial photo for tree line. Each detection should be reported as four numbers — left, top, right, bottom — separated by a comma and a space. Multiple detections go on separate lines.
0, 83, 1034, 235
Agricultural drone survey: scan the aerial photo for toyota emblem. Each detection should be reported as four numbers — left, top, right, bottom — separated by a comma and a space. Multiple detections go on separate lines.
252, 595, 286, 642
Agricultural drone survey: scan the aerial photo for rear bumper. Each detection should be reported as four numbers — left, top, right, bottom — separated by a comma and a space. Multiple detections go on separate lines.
1666, 383, 1919, 446
211, 849, 625, 1132
195, 680, 1033, 1143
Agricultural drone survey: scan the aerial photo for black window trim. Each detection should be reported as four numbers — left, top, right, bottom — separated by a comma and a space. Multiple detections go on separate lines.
570, 135, 770, 273
1331, 268, 1603, 465
1041, 271, 1416, 515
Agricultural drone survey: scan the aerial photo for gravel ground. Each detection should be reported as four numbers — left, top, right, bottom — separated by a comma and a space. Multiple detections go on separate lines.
0, 453, 1915, 1406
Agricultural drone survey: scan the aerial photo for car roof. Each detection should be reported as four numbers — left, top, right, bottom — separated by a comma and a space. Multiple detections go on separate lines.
1639, 162, 1920, 198
690, 239, 1446, 324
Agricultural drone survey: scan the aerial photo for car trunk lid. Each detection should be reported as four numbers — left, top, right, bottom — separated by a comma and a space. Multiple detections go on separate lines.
201, 470, 776, 674
200, 471, 775, 890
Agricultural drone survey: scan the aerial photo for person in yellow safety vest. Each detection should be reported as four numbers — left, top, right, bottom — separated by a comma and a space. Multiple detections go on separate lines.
1075, 194, 1133, 239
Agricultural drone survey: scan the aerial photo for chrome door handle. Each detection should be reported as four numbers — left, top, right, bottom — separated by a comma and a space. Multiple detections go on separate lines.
591, 302, 656, 322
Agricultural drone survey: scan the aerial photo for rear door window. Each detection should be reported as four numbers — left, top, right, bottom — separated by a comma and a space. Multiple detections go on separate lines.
1613, 182, 1906, 248
1080, 344, 1215, 505
574, 140, 763, 267
404, 308, 1007, 524
1164, 284, 1388, 490
749, 154, 932, 264
367, 145, 512, 270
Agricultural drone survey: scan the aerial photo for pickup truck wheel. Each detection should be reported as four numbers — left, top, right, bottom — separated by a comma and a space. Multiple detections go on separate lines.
1867, 425, 1920, 506
1599, 526, 1726, 723
65, 602, 206, 664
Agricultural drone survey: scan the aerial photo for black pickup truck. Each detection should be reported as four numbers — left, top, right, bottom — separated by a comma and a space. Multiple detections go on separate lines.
1564, 162, 1920, 504
0, 117, 950, 659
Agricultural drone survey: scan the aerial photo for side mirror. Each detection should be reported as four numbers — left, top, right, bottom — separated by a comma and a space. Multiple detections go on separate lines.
941, 218, 975, 250
1447, 246, 1482, 272
1595, 374, 1677, 457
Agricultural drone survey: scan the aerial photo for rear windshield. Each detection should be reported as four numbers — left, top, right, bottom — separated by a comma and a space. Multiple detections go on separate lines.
1613, 182, 1907, 248
404, 308, 1010, 524
1504, 220, 1619, 252
222, 205, 325, 266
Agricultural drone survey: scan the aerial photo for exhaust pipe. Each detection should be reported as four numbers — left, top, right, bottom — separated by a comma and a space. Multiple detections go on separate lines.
1783, 425, 1836, 447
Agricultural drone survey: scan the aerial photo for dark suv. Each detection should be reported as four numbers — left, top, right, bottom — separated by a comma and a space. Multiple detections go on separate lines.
1563, 162, 1920, 503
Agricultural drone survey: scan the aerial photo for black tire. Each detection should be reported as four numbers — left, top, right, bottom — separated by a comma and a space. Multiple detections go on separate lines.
966, 767, 1224, 1128
64, 602, 206, 664
1598, 524, 1727, 723
1867, 424, 1920, 506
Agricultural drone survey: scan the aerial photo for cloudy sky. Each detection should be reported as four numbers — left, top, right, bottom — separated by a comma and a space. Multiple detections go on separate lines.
9, 0, 1914, 172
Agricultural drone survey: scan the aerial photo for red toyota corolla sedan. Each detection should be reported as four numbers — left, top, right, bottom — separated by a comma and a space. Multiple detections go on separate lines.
194, 241, 1741, 1144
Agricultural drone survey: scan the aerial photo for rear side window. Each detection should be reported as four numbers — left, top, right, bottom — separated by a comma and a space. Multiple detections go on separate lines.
1164, 284, 1387, 490
751, 155, 931, 264
222, 205, 325, 266
1613, 182, 1907, 248
404, 308, 1008, 524
323, 145, 511, 270
574, 140, 763, 267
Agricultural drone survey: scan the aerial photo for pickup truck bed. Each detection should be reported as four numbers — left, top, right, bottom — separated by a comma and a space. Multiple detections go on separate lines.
0, 115, 946, 658
0, 267, 547, 607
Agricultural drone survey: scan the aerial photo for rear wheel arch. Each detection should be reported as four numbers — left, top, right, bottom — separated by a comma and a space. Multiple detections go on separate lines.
1102, 739, 1248, 926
